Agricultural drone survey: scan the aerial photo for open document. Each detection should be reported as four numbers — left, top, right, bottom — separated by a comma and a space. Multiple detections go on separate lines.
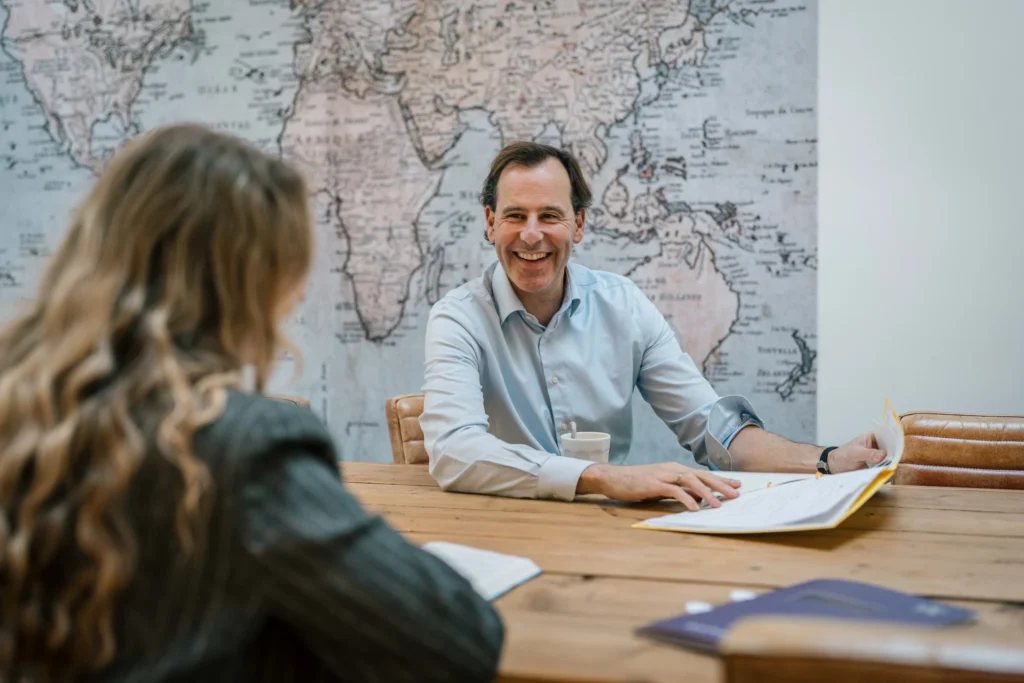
422, 541, 542, 600
634, 400, 906, 535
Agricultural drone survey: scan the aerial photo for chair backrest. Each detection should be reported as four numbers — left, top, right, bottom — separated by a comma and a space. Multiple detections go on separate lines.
894, 412, 1024, 489
721, 616, 1024, 683
385, 393, 427, 465
270, 394, 310, 408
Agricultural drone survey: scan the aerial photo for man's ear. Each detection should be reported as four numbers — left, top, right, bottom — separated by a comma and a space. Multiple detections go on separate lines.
485, 206, 496, 243
573, 208, 586, 244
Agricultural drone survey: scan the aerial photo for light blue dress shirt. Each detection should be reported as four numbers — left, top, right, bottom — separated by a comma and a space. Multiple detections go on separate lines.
420, 262, 764, 501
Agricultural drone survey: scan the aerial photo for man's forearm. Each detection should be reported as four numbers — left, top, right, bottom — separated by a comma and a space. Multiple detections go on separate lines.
726, 425, 821, 472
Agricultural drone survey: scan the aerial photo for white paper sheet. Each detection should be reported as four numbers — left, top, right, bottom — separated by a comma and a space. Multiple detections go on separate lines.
642, 467, 881, 532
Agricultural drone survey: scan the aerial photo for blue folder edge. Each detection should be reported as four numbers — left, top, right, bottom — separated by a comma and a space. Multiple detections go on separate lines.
636, 578, 976, 653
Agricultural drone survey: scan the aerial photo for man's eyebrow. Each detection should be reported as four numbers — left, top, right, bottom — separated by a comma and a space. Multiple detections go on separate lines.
500, 205, 567, 215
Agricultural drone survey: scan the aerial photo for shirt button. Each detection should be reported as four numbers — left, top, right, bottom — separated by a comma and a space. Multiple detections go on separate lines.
551, 376, 559, 384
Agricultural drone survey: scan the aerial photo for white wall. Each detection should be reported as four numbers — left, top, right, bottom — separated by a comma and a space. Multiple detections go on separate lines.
818, 0, 1024, 445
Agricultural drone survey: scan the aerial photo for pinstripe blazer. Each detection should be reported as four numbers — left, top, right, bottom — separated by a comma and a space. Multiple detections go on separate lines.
83, 391, 504, 682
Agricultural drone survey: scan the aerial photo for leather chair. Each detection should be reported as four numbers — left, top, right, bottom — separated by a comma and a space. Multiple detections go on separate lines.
385, 393, 427, 464
722, 616, 1024, 683
270, 394, 310, 408
894, 412, 1024, 489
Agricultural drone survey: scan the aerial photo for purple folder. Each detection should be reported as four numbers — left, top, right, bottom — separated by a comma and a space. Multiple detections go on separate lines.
637, 578, 975, 653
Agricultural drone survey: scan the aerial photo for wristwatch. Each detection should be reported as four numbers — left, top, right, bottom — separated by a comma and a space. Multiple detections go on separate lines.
817, 446, 838, 475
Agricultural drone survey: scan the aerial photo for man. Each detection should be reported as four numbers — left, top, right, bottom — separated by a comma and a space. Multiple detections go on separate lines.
420, 141, 885, 509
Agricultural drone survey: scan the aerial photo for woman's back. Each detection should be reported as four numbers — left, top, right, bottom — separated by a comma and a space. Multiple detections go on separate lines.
88, 392, 502, 683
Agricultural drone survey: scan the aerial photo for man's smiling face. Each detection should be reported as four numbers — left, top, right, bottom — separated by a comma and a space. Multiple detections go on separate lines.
485, 157, 584, 303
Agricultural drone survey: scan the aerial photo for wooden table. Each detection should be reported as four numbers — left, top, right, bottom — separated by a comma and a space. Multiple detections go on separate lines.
344, 463, 1024, 683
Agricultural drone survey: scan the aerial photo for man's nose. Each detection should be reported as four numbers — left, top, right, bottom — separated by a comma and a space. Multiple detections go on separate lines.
520, 218, 543, 245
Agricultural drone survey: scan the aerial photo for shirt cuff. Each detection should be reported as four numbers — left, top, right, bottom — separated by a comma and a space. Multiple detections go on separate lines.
537, 454, 598, 502
704, 395, 765, 471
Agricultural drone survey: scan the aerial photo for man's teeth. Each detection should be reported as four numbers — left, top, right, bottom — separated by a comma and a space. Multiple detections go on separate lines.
517, 253, 548, 261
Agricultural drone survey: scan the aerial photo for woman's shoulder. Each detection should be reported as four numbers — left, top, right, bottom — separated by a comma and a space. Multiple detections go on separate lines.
194, 390, 335, 464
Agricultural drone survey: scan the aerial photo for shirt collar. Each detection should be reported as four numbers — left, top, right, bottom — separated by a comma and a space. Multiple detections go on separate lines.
491, 262, 525, 323
565, 264, 582, 317
490, 261, 583, 324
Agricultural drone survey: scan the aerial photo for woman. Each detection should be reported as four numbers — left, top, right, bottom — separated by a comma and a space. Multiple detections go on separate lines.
0, 124, 503, 682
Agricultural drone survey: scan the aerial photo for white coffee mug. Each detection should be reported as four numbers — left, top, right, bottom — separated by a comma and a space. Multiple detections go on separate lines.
560, 431, 611, 464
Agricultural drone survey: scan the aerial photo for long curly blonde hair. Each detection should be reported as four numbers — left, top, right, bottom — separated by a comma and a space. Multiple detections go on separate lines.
0, 124, 312, 681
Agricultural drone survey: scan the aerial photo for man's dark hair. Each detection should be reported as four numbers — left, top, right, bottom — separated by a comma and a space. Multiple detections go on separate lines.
480, 141, 593, 215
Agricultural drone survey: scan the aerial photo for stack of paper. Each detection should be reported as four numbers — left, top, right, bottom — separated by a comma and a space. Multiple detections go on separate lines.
422, 541, 542, 600
635, 400, 906, 535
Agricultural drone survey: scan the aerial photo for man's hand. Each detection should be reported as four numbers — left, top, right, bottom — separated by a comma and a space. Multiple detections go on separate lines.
827, 432, 887, 473
576, 463, 741, 511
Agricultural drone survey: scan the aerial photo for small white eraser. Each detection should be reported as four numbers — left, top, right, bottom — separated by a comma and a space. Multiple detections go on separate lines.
730, 589, 757, 602
684, 601, 713, 614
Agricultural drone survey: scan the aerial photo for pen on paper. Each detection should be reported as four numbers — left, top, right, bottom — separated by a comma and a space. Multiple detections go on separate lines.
698, 477, 806, 509
767, 478, 809, 488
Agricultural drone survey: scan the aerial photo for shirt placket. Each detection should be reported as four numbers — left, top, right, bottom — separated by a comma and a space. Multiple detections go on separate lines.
537, 315, 571, 454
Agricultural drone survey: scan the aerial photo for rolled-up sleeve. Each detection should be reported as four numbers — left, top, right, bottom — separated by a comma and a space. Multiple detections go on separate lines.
421, 301, 594, 501
702, 395, 765, 470
630, 283, 765, 469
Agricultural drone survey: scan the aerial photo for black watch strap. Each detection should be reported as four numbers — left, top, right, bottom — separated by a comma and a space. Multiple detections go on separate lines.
817, 446, 839, 475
